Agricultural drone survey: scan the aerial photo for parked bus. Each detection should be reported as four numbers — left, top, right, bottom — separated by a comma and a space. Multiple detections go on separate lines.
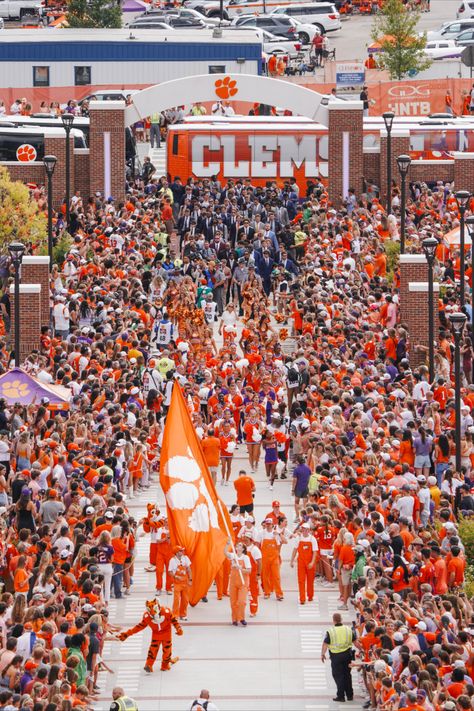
1, 115, 138, 170
168, 117, 474, 188
0, 125, 86, 162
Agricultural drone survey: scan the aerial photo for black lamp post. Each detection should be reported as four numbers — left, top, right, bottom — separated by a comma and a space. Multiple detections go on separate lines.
422, 236, 438, 384
396, 153, 411, 254
43, 155, 57, 270
383, 111, 395, 215
455, 189, 471, 309
61, 113, 74, 226
449, 311, 467, 473
8, 242, 26, 368
465, 214, 474, 352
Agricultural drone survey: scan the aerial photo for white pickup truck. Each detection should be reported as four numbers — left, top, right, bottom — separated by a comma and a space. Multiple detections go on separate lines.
0, 0, 43, 19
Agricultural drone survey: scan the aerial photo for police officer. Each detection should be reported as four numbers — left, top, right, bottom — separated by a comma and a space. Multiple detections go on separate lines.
320, 613, 356, 703
109, 686, 138, 711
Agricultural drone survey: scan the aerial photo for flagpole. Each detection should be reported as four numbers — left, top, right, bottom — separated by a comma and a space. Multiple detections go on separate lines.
217, 499, 245, 585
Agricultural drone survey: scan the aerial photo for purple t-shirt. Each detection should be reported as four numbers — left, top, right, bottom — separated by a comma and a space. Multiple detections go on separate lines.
414, 436, 432, 457
293, 463, 311, 491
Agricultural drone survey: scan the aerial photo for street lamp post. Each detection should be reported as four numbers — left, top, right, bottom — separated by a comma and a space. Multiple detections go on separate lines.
449, 311, 467, 473
383, 111, 395, 215
396, 153, 411, 254
8, 242, 26, 368
61, 113, 74, 226
43, 155, 57, 270
455, 190, 471, 309
422, 236, 438, 384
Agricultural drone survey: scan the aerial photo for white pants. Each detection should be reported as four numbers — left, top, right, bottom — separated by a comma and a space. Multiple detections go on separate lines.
98, 563, 113, 604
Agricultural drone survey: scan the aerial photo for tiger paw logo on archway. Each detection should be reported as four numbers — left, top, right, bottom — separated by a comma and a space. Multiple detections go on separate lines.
16, 144, 37, 162
215, 76, 238, 99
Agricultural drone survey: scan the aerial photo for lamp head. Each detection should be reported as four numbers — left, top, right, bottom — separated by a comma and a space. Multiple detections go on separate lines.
382, 111, 395, 133
422, 236, 438, 262
43, 155, 57, 176
61, 113, 75, 130
8, 242, 26, 266
396, 154, 411, 177
449, 311, 467, 336
455, 190, 470, 210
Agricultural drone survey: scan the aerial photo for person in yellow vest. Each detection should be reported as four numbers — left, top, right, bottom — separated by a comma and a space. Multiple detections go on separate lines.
149, 112, 162, 149
320, 613, 356, 703
109, 686, 138, 711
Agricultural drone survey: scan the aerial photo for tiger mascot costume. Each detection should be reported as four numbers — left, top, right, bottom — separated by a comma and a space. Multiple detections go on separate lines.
117, 597, 183, 672
142, 503, 164, 572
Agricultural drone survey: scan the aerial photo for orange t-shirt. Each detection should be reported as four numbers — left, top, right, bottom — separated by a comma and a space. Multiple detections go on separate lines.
234, 476, 255, 507
202, 437, 221, 467
14, 568, 29, 593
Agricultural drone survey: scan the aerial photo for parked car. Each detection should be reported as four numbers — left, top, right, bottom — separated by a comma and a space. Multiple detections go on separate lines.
184, 0, 315, 20
79, 89, 140, 104
224, 25, 302, 54
455, 27, 474, 44
129, 15, 206, 27
424, 39, 462, 59
270, 3, 340, 33
457, 1, 474, 18
231, 13, 319, 42
0, 0, 42, 19
141, 7, 231, 25
426, 19, 474, 41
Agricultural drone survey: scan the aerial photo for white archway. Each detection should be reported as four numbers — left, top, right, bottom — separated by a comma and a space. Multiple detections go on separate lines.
124, 73, 331, 127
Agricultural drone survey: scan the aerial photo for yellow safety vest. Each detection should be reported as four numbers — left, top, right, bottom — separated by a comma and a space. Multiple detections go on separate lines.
150, 113, 161, 123
115, 697, 138, 711
327, 625, 353, 654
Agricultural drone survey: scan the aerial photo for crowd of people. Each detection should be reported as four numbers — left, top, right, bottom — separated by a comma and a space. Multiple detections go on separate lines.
0, 140, 471, 711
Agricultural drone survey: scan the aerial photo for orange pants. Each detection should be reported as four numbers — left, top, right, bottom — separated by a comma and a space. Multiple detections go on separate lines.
156, 548, 172, 591
229, 570, 249, 623
149, 542, 157, 565
261, 553, 283, 598
298, 563, 314, 603
173, 582, 189, 618
249, 571, 259, 615
215, 558, 231, 598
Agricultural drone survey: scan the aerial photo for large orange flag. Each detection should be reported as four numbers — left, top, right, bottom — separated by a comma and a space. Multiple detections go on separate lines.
159, 382, 231, 605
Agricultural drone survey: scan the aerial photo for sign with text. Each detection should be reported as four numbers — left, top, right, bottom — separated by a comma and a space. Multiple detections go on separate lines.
336, 62, 365, 95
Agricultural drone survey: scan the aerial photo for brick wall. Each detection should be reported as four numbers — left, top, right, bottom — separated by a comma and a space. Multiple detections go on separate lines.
74, 151, 90, 199
21, 256, 50, 328
363, 151, 380, 187
410, 161, 454, 184
43, 134, 75, 209
379, 131, 410, 204
89, 102, 126, 204
453, 152, 474, 189
399, 255, 438, 367
9, 284, 42, 360
328, 102, 364, 205
5, 163, 44, 187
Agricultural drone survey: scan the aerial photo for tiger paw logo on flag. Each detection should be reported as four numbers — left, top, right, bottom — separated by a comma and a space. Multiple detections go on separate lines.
215, 76, 238, 99
160, 383, 232, 605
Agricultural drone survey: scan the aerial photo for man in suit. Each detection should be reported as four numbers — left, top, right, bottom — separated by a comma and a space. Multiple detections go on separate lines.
237, 218, 255, 242
177, 208, 192, 237
256, 249, 274, 297
279, 249, 299, 277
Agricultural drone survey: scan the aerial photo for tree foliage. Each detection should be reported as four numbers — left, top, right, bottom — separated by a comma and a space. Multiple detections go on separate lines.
0, 167, 47, 251
66, 0, 122, 28
371, 0, 431, 80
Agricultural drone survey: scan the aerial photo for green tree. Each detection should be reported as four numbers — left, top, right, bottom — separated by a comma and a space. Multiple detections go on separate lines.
371, 0, 431, 80
66, 0, 122, 28
0, 167, 46, 251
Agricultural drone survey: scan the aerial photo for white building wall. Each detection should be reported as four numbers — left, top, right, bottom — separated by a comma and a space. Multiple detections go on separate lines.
0, 59, 259, 88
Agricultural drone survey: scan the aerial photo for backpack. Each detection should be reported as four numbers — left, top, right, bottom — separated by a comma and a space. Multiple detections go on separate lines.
287, 366, 299, 385
191, 702, 208, 711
